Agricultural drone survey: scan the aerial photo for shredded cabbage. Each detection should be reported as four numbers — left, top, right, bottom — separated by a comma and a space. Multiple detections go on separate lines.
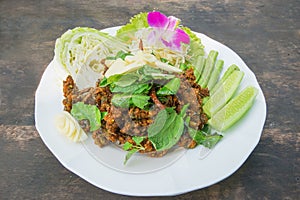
55, 27, 128, 79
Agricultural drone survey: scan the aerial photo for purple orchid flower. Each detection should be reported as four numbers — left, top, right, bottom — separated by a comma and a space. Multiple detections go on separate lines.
147, 11, 190, 51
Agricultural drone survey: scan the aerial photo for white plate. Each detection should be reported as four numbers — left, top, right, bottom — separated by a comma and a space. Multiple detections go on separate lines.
35, 26, 266, 196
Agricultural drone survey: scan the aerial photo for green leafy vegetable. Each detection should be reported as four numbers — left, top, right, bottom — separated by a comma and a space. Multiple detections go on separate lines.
101, 65, 175, 89
123, 136, 145, 164
131, 95, 151, 109
110, 83, 151, 94
112, 73, 139, 87
112, 93, 150, 109
101, 65, 179, 110
179, 63, 189, 70
148, 105, 188, 151
186, 117, 222, 148
71, 102, 106, 131
137, 65, 175, 81
124, 149, 139, 164
157, 78, 181, 95
181, 26, 205, 61
147, 108, 176, 137
116, 12, 149, 43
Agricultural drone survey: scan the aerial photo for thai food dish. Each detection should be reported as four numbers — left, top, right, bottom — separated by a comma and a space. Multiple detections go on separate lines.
54, 11, 258, 164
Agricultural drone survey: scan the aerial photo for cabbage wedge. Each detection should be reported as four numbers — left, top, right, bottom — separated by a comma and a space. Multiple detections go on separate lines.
54, 27, 128, 85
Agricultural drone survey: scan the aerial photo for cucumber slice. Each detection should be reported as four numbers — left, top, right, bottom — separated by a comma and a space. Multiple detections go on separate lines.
208, 86, 258, 131
207, 59, 224, 90
210, 64, 240, 95
198, 50, 218, 88
203, 70, 244, 117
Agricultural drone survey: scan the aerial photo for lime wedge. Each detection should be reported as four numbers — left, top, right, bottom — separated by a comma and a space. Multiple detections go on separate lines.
203, 70, 244, 117
208, 86, 258, 131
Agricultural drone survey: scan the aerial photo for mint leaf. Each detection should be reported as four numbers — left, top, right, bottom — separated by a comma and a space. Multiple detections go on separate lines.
123, 142, 133, 151
71, 102, 104, 131
157, 78, 181, 95
148, 108, 185, 151
111, 93, 131, 108
110, 83, 151, 94
98, 73, 123, 87
124, 148, 139, 165
131, 95, 150, 109
132, 136, 144, 145
147, 108, 175, 137
198, 133, 223, 148
179, 103, 189, 118
186, 117, 222, 149
111, 93, 150, 109
123, 136, 145, 164
113, 73, 139, 87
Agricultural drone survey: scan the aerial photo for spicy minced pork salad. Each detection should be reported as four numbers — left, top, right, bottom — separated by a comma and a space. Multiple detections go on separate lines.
54, 11, 258, 164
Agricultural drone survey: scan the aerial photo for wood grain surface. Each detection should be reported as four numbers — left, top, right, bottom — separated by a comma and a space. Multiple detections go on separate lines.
0, 0, 299, 199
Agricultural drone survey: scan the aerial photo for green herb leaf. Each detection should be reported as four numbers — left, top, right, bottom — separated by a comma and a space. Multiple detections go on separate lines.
99, 76, 108, 87
148, 107, 186, 151
106, 51, 132, 60
110, 83, 151, 94
186, 117, 222, 149
111, 93, 150, 109
157, 78, 181, 95
71, 102, 104, 131
137, 65, 175, 80
116, 12, 149, 43
179, 63, 190, 70
147, 108, 175, 137
113, 73, 139, 87
123, 142, 133, 151
123, 136, 145, 164
105, 74, 123, 86
199, 133, 223, 148
132, 136, 144, 145
111, 93, 131, 108
124, 148, 139, 165
179, 103, 189, 118
131, 95, 151, 109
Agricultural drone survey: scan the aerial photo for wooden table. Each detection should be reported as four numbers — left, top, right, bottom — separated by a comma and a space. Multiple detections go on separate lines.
1, 0, 299, 199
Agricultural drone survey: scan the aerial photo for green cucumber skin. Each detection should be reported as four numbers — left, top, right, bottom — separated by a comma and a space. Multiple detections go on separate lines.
207, 59, 224, 91
208, 86, 258, 132
203, 70, 244, 118
198, 50, 218, 88
194, 56, 206, 83
210, 64, 240, 95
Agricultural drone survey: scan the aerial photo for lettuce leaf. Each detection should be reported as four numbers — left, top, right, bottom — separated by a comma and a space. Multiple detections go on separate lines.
116, 12, 149, 43
180, 26, 205, 62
